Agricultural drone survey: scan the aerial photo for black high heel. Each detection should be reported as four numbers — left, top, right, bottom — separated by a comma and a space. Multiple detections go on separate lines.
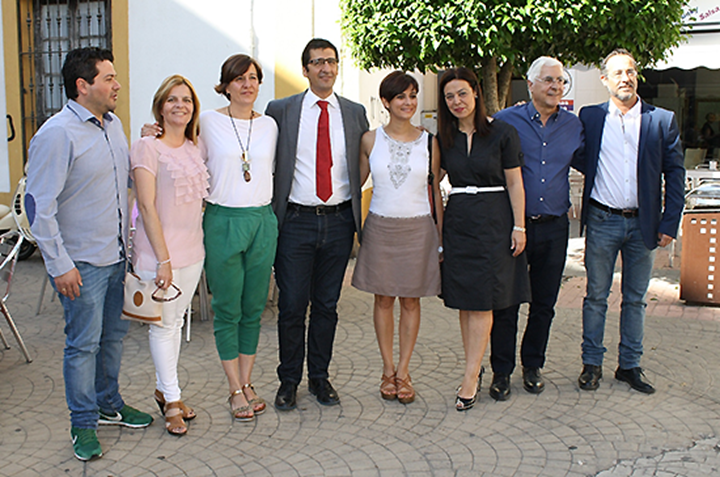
455, 366, 484, 411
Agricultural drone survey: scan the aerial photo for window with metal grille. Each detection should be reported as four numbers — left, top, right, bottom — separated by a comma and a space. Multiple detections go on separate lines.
17, 0, 111, 160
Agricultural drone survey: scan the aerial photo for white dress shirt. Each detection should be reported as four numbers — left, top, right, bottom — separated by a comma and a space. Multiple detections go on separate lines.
288, 90, 349, 206
590, 97, 642, 209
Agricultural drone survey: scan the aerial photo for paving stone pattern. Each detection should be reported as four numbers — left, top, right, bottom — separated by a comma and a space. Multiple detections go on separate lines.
1, 248, 720, 477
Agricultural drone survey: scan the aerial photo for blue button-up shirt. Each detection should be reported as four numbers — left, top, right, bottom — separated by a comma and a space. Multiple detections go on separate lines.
494, 102, 583, 217
26, 100, 130, 277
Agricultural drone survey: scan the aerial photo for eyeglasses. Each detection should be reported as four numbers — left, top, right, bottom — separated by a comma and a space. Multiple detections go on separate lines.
307, 57, 338, 67
608, 69, 638, 80
538, 76, 569, 86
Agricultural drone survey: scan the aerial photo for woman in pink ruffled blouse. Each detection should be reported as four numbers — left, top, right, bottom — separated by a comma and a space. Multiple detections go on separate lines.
130, 75, 209, 436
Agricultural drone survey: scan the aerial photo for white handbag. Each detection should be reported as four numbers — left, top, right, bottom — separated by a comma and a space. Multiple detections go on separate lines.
121, 272, 181, 326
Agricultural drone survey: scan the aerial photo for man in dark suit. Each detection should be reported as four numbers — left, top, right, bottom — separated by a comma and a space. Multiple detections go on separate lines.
576, 49, 685, 394
265, 38, 369, 410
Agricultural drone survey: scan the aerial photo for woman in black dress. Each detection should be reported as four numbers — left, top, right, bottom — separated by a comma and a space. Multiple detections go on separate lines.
437, 68, 530, 411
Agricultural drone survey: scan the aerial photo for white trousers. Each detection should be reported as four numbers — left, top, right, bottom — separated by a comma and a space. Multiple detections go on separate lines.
138, 260, 204, 403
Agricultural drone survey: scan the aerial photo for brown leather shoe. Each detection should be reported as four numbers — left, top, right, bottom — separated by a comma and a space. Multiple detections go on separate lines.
380, 373, 397, 400
395, 375, 415, 404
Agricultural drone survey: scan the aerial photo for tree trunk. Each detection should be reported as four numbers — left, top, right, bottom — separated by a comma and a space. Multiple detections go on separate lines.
497, 61, 514, 111
480, 56, 500, 115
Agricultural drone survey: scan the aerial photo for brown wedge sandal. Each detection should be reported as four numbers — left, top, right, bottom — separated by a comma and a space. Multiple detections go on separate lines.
396, 375, 415, 404
228, 389, 254, 422
380, 373, 397, 400
164, 401, 187, 436
241, 384, 266, 415
154, 389, 196, 421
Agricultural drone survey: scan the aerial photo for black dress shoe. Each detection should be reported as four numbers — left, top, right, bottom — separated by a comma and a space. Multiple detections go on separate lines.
615, 367, 655, 394
489, 373, 511, 401
522, 367, 545, 394
274, 382, 297, 411
578, 364, 602, 391
308, 378, 340, 406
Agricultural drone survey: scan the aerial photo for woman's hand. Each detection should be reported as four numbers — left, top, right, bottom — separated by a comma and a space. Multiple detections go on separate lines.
141, 122, 162, 138
503, 167, 526, 258
510, 229, 526, 257
155, 261, 173, 290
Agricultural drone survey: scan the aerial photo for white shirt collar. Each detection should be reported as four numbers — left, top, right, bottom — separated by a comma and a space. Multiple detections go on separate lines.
609, 95, 642, 119
304, 89, 339, 110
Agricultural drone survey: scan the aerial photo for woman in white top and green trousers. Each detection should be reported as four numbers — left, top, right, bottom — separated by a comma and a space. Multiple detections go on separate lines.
201, 54, 278, 423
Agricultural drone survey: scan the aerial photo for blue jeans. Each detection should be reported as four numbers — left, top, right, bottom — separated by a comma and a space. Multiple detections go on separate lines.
582, 205, 655, 369
52, 261, 128, 429
275, 204, 355, 384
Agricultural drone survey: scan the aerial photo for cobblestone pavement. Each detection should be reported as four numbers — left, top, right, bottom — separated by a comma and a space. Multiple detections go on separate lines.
1, 243, 720, 476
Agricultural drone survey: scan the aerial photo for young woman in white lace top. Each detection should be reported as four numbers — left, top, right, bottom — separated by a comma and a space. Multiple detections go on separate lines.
351, 71, 443, 404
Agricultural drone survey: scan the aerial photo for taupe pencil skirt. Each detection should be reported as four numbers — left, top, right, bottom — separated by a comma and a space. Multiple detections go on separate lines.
352, 212, 441, 298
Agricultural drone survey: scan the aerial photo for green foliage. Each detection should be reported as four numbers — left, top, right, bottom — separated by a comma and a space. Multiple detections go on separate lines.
340, 0, 687, 75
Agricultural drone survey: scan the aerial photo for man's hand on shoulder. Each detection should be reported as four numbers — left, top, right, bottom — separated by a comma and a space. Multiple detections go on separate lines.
54, 267, 83, 300
140, 123, 162, 138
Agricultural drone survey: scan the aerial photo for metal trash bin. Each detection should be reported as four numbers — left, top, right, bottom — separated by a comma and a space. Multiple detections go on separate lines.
680, 182, 720, 304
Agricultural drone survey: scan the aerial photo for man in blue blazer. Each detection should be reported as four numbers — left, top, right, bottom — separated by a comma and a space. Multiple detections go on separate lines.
265, 38, 369, 410
576, 49, 685, 394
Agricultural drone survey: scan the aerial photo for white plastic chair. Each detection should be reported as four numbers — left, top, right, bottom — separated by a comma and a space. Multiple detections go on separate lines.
0, 231, 33, 362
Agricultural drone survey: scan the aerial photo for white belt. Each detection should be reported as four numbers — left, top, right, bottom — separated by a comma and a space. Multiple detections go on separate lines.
449, 186, 505, 195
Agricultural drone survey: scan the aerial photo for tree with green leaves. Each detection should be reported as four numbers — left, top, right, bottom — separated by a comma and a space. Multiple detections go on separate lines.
341, 0, 687, 114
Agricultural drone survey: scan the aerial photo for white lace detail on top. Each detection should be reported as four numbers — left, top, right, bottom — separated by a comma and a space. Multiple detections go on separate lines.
382, 127, 423, 189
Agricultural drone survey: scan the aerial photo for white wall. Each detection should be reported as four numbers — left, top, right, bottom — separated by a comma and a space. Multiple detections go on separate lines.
0, 6, 11, 193
126, 0, 377, 142
127, 0, 276, 142
357, 69, 426, 131
572, 65, 610, 111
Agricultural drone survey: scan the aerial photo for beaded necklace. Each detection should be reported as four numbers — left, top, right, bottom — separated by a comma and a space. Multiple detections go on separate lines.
228, 106, 254, 182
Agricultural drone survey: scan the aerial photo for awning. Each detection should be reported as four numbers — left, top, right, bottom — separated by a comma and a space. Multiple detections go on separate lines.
654, 33, 720, 70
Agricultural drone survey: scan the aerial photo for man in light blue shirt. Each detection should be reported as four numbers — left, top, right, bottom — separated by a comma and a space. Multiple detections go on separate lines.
25, 47, 152, 462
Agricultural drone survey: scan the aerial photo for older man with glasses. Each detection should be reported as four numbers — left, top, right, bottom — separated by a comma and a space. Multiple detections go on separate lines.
489, 56, 584, 401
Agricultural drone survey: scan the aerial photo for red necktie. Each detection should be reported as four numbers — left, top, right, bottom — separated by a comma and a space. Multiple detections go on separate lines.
316, 100, 333, 202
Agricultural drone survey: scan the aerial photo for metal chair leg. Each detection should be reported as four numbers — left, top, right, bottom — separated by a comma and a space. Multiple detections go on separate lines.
185, 304, 192, 342
0, 326, 10, 349
36, 275, 49, 316
1, 301, 32, 363
198, 269, 211, 322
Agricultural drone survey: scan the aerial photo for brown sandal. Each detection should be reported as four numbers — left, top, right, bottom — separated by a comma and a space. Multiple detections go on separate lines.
396, 375, 415, 404
241, 384, 266, 415
228, 389, 254, 422
380, 373, 397, 400
164, 401, 187, 436
154, 389, 196, 421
